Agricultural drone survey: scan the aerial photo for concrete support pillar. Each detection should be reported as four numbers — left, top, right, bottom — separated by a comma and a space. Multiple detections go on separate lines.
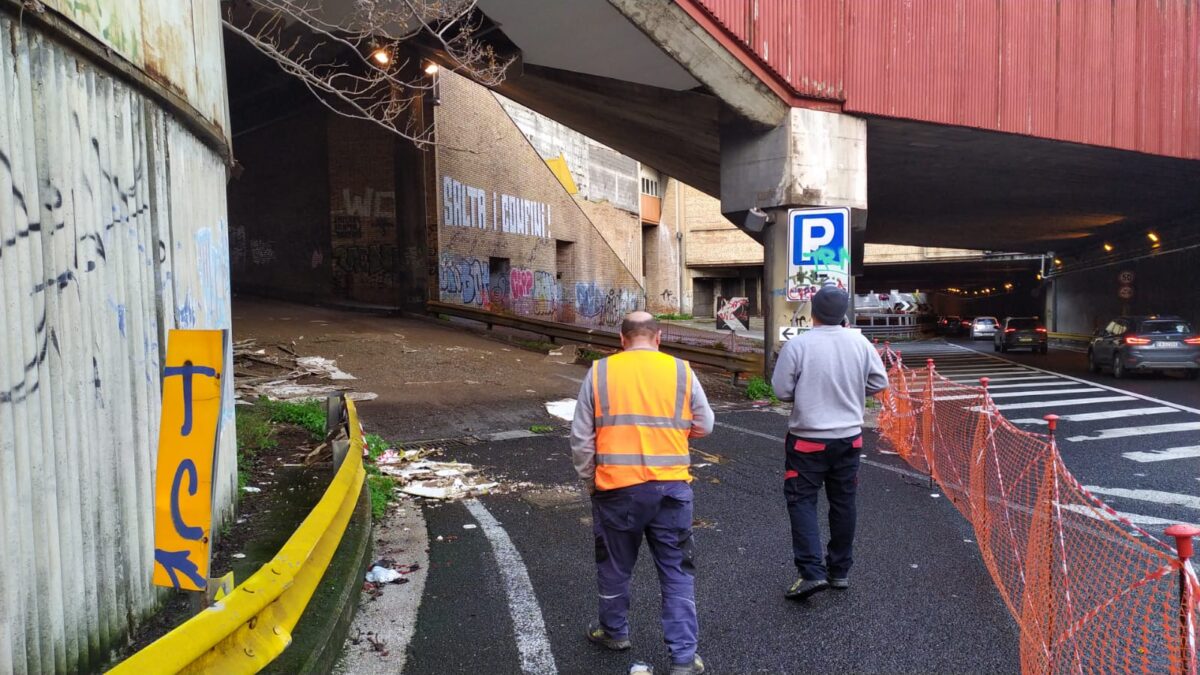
721, 107, 868, 377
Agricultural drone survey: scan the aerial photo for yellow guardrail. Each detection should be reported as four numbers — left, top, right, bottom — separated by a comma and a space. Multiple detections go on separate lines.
112, 399, 367, 674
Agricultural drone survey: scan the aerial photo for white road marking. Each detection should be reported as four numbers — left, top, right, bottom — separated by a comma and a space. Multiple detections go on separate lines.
1123, 446, 1200, 464
1066, 422, 1200, 443
1056, 503, 1178, 526
947, 344, 1200, 415
945, 375, 1058, 383
464, 499, 558, 674
958, 381, 1082, 390
1010, 407, 1180, 424
1081, 486, 1200, 511
985, 396, 1138, 411
936, 387, 1103, 401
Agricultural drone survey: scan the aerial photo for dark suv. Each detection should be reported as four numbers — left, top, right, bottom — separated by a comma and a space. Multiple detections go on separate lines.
994, 317, 1048, 353
1088, 315, 1200, 379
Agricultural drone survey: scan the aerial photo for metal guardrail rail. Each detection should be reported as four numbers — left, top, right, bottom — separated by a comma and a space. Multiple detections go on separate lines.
427, 301, 763, 376
111, 399, 367, 674
1049, 331, 1093, 343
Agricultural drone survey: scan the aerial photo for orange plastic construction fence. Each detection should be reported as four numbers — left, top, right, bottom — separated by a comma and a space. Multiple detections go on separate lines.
876, 348, 1200, 674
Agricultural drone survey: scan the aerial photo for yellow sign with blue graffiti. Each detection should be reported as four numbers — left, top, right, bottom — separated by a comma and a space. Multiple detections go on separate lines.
152, 329, 227, 591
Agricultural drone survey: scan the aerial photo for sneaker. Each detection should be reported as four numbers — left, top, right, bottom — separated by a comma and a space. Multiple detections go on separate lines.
785, 577, 829, 600
668, 654, 705, 675
829, 577, 849, 590
586, 621, 631, 651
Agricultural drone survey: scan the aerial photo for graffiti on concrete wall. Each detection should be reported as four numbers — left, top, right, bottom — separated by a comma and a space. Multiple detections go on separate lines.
438, 254, 575, 320
574, 282, 641, 327
331, 185, 399, 299
443, 175, 552, 239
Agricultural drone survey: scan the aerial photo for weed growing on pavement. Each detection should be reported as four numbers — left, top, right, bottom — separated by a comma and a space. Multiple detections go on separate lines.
259, 398, 326, 439
529, 424, 555, 434
577, 348, 605, 363
654, 313, 693, 321
367, 475, 397, 520
745, 376, 779, 403
363, 433, 402, 519
236, 406, 278, 492
514, 338, 556, 353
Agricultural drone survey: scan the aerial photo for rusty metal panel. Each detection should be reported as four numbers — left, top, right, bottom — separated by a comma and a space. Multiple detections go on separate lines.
36, 0, 228, 144
698, 0, 752, 43
686, 0, 1199, 159
0, 13, 233, 674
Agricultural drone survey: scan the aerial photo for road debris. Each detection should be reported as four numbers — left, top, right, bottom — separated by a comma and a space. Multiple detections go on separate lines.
368, 443, 503, 501
232, 339, 376, 402
545, 399, 577, 421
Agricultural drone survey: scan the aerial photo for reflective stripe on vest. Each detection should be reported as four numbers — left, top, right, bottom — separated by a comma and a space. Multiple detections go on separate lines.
593, 350, 693, 491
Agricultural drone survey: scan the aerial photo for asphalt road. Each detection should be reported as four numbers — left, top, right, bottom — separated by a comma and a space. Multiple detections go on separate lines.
941, 338, 1200, 526
404, 409, 1018, 674
398, 339, 1200, 673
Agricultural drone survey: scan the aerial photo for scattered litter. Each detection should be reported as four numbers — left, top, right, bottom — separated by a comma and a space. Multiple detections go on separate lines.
242, 486, 262, 493
964, 538, 974, 543
545, 399, 577, 421
232, 553, 246, 559
1134, 473, 1146, 477
436, 536, 444, 542
694, 463, 712, 468
525, 389, 537, 393
910, 564, 919, 569
236, 518, 246, 524
930, 493, 941, 499
630, 662, 654, 674
463, 524, 478, 530
365, 566, 403, 584
233, 339, 369, 401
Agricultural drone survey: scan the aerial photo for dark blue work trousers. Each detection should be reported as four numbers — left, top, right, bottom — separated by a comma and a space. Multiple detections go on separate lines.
592, 480, 697, 665
784, 433, 862, 582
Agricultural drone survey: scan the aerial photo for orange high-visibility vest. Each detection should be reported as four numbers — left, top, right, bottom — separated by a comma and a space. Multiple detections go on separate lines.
592, 350, 694, 491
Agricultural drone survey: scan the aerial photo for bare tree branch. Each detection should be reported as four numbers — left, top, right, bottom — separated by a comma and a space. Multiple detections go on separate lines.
223, 0, 514, 147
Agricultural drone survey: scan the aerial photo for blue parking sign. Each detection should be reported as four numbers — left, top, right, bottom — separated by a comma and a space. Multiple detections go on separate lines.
786, 207, 851, 302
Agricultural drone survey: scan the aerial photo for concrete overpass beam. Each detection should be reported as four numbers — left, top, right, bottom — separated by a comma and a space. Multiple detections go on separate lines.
720, 108, 868, 375
605, 0, 788, 128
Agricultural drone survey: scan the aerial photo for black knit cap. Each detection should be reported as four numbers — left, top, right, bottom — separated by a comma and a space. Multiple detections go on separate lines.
811, 285, 849, 325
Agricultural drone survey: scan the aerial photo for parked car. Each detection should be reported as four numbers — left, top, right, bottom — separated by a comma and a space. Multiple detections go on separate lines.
994, 317, 1048, 353
1088, 315, 1200, 379
937, 315, 961, 336
970, 316, 999, 340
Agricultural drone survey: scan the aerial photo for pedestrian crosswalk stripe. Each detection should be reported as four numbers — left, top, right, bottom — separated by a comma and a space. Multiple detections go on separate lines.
1065, 421, 1200, 443
985, 395, 1138, 411
945, 375, 1057, 383
1082, 486, 1200, 511
1122, 445, 1200, 463
1056, 503, 1178, 526
937, 387, 1103, 401
1010, 407, 1180, 424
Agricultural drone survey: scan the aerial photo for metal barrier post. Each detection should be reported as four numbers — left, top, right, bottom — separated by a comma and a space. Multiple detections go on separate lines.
924, 359, 936, 487
1166, 523, 1200, 675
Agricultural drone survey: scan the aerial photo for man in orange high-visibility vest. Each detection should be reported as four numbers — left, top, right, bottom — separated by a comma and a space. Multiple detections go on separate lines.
571, 311, 714, 675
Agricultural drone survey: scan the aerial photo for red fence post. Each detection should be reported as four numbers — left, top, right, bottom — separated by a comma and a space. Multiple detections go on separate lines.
1166, 523, 1200, 675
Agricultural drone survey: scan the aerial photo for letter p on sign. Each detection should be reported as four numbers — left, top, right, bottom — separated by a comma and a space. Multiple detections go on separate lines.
802, 218, 836, 255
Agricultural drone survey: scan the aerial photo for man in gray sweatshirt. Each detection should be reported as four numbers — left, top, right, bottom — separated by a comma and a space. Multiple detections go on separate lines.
771, 285, 889, 600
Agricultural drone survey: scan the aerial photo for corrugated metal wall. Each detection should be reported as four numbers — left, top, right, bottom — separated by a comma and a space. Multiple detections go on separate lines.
0, 13, 234, 674
687, 0, 1200, 159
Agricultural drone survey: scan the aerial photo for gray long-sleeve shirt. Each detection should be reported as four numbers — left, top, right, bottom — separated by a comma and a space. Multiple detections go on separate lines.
570, 351, 714, 482
771, 326, 889, 439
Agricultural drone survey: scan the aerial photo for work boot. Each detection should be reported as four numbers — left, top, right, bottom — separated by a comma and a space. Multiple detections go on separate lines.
829, 577, 850, 590
586, 621, 631, 651
785, 577, 829, 600
668, 654, 705, 675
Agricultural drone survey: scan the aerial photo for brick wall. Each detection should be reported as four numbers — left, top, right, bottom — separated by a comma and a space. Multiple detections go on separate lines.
682, 182, 762, 266
435, 71, 643, 327
227, 108, 331, 301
